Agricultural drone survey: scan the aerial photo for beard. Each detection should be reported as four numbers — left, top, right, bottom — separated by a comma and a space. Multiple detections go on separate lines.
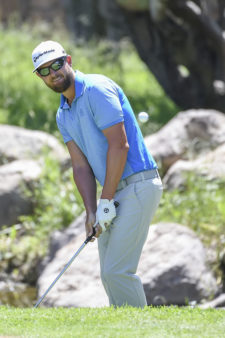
46, 73, 72, 93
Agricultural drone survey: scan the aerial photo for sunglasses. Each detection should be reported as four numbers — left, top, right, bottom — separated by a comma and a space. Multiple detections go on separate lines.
37, 57, 66, 77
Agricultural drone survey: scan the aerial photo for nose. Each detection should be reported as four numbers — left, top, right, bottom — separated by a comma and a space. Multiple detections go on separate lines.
49, 68, 58, 77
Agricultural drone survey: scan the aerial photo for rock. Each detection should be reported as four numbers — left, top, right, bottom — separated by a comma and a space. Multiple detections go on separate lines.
37, 231, 108, 308
145, 110, 225, 174
0, 124, 69, 167
0, 160, 42, 227
37, 222, 218, 307
139, 223, 219, 305
0, 125, 71, 227
37, 212, 106, 307
199, 293, 225, 309
163, 143, 225, 190
40, 211, 86, 270
162, 159, 194, 190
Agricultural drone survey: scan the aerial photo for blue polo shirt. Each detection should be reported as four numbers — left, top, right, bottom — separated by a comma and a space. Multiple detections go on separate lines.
56, 70, 157, 186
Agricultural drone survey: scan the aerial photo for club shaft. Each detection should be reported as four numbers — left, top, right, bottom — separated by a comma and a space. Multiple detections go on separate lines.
34, 242, 86, 308
34, 211, 119, 308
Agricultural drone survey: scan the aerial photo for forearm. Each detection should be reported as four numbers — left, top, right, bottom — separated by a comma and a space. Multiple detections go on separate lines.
73, 165, 97, 215
101, 144, 128, 199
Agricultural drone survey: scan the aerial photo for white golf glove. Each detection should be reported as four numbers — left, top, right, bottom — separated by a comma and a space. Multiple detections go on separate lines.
96, 199, 116, 232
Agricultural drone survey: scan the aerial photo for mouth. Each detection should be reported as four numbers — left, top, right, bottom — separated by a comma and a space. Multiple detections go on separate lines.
52, 76, 63, 84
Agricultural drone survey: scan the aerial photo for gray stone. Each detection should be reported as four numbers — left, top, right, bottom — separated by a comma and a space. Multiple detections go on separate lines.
37, 231, 108, 308
163, 143, 225, 190
0, 160, 42, 227
139, 223, 219, 305
0, 124, 69, 167
0, 124, 70, 227
145, 110, 225, 174
199, 293, 225, 309
40, 211, 86, 269
37, 221, 218, 307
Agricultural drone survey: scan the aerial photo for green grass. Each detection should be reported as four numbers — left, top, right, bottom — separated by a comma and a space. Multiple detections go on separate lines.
154, 175, 225, 281
0, 306, 224, 338
0, 155, 82, 282
155, 175, 225, 250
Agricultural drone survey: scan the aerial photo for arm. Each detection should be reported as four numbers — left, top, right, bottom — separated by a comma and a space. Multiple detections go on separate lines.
101, 122, 129, 199
94, 122, 129, 232
66, 140, 98, 238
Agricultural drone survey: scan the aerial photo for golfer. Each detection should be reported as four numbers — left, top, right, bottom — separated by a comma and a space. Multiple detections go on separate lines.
32, 40, 163, 307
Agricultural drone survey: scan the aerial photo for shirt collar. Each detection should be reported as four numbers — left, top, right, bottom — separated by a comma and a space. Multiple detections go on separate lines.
60, 70, 85, 108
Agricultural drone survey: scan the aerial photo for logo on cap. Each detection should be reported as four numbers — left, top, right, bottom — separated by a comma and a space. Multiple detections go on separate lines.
33, 49, 55, 63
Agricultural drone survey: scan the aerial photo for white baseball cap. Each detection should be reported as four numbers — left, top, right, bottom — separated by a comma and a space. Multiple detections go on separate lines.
32, 40, 67, 72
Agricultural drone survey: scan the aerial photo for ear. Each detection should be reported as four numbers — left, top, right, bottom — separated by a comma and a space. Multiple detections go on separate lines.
66, 55, 72, 67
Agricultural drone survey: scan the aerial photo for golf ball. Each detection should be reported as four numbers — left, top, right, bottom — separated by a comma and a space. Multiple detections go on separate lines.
138, 111, 149, 123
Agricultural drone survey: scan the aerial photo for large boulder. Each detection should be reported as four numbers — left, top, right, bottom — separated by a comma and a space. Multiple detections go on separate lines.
0, 160, 42, 227
40, 211, 86, 268
140, 223, 219, 305
145, 110, 225, 174
0, 125, 70, 227
163, 143, 225, 190
199, 293, 225, 309
37, 230, 108, 308
0, 124, 69, 167
37, 220, 219, 307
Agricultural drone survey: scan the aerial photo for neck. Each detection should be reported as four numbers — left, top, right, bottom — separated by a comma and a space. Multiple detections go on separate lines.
63, 70, 76, 106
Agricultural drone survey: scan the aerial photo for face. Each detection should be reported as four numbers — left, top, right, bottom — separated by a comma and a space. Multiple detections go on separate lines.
36, 55, 74, 93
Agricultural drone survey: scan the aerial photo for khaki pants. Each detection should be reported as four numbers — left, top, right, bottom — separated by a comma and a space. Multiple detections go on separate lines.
98, 174, 163, 307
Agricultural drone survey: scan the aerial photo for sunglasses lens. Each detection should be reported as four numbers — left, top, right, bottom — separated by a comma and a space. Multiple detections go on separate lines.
51, 59, 64, 71
39, 68, 50, 76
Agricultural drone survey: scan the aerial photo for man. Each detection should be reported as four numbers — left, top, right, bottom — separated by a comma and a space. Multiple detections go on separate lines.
32, 40, 163, 307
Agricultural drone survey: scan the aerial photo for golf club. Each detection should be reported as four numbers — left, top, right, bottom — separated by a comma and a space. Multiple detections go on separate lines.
34, 201, 119, 308
34, 225, 96, 308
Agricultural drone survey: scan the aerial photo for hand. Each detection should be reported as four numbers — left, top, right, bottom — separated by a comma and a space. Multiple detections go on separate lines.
85, 213, 102, 242
96, 199, 116, 232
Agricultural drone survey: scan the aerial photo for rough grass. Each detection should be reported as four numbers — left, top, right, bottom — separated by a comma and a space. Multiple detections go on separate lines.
0, 306, 224, 338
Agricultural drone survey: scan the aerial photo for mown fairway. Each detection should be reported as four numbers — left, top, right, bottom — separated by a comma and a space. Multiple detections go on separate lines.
0, 306, 224, 337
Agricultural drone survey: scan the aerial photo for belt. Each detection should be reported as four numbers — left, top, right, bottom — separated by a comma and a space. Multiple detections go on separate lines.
116, 169, 159, 192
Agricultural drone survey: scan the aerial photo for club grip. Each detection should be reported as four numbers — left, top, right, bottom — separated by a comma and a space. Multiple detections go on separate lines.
84, 226, 96, 244
84, 201, 119, 244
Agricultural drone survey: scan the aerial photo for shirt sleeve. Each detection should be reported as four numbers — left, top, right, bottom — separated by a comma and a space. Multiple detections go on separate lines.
88, 79, 124, 130
56, 112, 72, 144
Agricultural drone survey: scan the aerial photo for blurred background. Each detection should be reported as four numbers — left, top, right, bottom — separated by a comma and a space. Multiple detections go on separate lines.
0, 0, 225, 308
0, 0, 181, 139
